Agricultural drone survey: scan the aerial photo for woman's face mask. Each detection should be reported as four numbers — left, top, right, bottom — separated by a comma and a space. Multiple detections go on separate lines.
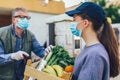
17, 18, 30, 30
70, 22, 82, 37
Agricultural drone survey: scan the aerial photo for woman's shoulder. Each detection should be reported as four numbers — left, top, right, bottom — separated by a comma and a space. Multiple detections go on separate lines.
85, 43, 108, 60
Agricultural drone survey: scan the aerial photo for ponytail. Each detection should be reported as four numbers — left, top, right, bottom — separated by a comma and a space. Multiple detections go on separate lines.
99, 21, 120, 77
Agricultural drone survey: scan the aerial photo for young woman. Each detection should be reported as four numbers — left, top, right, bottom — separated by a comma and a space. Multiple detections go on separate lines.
66, 2, 120, 80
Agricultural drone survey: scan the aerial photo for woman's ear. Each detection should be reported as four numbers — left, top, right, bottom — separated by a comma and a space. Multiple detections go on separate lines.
83, 19, 90, 28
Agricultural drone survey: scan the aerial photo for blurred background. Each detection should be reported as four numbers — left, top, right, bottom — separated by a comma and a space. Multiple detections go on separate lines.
0, 0, 119, 79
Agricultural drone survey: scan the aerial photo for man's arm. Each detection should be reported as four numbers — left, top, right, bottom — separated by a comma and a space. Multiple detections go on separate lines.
32, 36, 45, 58
0, 41, 12, 63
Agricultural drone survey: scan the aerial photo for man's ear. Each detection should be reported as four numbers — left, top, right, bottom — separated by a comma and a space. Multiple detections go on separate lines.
12, 17, 15, 23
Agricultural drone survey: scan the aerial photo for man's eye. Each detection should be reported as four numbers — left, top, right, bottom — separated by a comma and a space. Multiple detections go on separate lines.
14, 15, 31, 20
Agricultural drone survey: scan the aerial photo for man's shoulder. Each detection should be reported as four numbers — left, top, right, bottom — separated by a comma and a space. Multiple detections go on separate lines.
0, 25, 12, 32
25, 29, 35, 38
26, 29, 34, 36
0, 25, 12, 37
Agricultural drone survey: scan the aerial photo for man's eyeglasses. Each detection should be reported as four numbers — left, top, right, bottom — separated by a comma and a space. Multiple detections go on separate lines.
13, 15, 31, 20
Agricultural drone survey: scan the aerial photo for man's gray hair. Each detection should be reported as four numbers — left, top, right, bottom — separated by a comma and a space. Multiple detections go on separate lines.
12, 7, 28, 16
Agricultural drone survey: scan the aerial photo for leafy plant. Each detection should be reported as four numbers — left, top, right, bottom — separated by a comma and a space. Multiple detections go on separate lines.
91, 0, 120, 23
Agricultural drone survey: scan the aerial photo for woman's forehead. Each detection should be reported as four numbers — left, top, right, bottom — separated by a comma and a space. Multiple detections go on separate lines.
73, 14, 82, 20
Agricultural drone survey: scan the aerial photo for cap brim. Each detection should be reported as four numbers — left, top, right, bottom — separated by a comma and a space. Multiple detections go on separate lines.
65, 9, 80, 17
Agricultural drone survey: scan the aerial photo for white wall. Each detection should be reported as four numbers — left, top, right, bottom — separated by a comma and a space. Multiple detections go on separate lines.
28, 12, 57, 46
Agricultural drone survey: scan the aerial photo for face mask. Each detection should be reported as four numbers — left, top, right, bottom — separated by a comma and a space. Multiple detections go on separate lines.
17, 18, 30, 29
70, 22, 82, 37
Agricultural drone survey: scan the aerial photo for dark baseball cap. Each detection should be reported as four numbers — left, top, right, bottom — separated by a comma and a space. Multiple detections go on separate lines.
66, 2, 106, 23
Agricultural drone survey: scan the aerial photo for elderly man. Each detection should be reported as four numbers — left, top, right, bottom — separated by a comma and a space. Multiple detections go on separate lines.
0, 8, 49, 80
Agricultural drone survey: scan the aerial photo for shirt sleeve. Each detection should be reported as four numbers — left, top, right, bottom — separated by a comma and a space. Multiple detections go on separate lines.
77, 53, 104, 80
32, 36, 45, 58
0, 41, 12, 63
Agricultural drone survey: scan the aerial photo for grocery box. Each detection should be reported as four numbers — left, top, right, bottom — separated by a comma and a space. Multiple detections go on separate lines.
24, 59, 71, 80
24, 45, 74, 80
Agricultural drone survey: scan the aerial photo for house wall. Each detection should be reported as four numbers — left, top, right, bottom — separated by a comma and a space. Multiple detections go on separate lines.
28, 12, 57, 46
0, 0, 65, 15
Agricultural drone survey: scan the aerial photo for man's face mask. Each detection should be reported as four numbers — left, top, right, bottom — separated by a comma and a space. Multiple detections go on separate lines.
70, 22, 82, 37
17, 18, 30, 30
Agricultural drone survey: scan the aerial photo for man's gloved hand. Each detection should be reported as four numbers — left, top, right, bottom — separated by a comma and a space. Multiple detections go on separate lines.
44, 45, 54, 56
11, 51, 29, 60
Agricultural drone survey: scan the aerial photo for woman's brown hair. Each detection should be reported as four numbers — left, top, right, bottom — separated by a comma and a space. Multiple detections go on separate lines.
99, 20, 120, 77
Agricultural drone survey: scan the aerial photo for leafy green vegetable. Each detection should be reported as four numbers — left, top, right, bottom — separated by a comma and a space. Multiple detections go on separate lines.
47, 45, 75, 68
44, 51, 53, 62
